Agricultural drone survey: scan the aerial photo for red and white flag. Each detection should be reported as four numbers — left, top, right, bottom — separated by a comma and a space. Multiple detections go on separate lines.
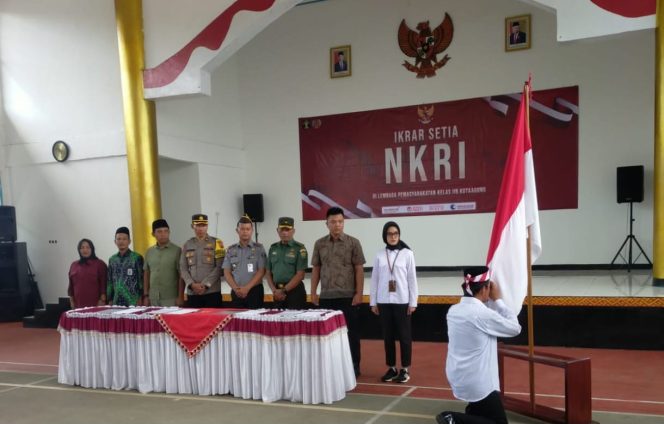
486, 80, 542, 314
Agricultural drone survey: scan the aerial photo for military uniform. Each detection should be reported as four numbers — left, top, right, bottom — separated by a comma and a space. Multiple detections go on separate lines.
267, 238, 308, 309
180, 214, 225, 308
223, 241, 266, 309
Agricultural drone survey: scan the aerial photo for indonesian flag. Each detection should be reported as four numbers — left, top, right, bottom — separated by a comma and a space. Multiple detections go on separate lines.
486, 80, 542, 314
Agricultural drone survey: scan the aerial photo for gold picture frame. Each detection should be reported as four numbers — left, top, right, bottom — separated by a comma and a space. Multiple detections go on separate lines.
330, 45, 351, 78
505, 14, 531, 52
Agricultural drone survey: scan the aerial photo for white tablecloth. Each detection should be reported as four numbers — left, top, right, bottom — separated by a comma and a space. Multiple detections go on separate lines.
58, 307, 356, 404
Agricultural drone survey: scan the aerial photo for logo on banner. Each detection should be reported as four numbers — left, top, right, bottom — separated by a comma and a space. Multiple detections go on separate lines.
301, 119, 322, 130
397, 13, 454, 78
417, 105, 435, 124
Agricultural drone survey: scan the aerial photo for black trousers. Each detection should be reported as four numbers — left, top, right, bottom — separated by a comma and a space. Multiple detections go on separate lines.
273, 282, 307, 310
187, 292, 223, 308
377, 303, 412, 368
439, 391, 509, 424
319, 297, 361, 369
230, 284, 264, 309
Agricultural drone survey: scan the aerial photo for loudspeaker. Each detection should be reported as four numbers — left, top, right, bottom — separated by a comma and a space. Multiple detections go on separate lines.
243, 194, 264, 222
617, 166, 644, 204
0, 242, 32, 321
0, 206, 17, 242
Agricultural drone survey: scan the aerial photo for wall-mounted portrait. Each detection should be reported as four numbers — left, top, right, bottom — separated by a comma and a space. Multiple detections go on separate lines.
505, 14, 531, 52
330, 45, 351, 78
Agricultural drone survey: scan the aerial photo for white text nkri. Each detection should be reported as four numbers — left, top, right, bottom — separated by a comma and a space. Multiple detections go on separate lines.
385, 142, 466, 184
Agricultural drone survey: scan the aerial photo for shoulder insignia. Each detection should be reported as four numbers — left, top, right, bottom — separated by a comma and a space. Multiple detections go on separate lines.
215, 239, 226, 259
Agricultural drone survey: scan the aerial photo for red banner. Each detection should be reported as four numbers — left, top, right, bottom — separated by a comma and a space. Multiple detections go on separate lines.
299, 86, 578, 220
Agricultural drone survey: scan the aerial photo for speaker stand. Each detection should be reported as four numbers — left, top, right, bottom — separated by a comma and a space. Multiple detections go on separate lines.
610, 201, 652, 272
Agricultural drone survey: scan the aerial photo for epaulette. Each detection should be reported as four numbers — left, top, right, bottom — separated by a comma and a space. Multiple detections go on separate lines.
215, 239, 226, 259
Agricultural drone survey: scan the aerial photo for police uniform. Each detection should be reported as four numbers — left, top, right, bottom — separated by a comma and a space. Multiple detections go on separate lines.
267, 217, 308, 309
223, 240, 266, 309
180, 214, 225, 308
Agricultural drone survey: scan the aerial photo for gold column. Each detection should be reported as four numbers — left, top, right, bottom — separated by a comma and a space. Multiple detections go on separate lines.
114, 0, 161, 255
655, 0, 664, 286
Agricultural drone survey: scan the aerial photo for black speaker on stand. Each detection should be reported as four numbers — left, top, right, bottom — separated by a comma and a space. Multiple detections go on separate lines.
243, 194, 264, 243
611, 166, 651, 271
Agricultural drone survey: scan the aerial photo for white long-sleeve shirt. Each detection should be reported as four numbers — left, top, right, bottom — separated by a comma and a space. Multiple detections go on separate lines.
369, 248, 418, 307
445, 297, 521, 402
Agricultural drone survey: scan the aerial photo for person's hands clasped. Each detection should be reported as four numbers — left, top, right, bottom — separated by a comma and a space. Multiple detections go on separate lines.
489, 280, 502, 301
192, 282, 206, 295
273, 289, 286, 302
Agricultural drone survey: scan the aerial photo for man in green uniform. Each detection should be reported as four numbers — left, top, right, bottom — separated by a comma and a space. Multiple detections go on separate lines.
180, 214, 225, 308
143, 219, 182, 307
265, 217, 308, 309
107, 226, 144, 306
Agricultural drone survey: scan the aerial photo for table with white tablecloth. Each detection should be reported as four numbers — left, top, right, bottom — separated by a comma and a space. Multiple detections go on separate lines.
57, 306, 356, 404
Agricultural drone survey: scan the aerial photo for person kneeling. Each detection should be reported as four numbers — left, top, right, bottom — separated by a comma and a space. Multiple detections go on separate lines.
437, 266, 521, 424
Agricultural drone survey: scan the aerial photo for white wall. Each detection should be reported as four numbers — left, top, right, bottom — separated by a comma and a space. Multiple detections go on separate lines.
0, 0, 656, 302
155, 54, 246, 250
0, 0, 130, 303
232, 0, 654, 265
159, 158, 201, 247
9, 157, 130, 304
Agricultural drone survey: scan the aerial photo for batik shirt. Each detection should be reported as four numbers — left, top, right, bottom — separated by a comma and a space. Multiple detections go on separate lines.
107, 249, 144, 306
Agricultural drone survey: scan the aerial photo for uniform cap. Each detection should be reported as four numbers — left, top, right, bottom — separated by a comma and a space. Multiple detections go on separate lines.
278, 217, 294, 228
192, 214, 208, 225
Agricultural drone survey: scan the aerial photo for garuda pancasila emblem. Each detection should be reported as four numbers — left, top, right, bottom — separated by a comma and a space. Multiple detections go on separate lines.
398, 13, 454, 78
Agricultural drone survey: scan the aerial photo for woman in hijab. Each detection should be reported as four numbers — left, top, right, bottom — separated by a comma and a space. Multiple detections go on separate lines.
67, 238, 107, 308
370, 221, 418, 384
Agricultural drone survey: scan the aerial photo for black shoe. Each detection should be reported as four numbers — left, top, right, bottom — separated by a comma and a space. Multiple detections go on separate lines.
395, 368, 410, 383
435, 412, 455, 424
381, 367, 398, 382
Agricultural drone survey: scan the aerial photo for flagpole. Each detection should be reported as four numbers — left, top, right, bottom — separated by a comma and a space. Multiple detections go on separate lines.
525, 80, 536, 413
527, 227, 535, 413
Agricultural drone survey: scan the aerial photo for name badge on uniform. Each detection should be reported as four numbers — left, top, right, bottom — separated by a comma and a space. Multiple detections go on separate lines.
388, 280, 396, 292
127, 268, 134, 276
248, 263, 254, 273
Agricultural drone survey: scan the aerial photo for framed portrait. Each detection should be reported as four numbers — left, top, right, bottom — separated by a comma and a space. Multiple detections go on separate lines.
330, 45, 351, 78
505, 14, 531, 52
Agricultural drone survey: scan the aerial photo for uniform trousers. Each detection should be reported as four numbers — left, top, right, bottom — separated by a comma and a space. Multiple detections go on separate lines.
187, 292, 223, 308
438, 391, 509, 424
319, 297, 361, 371
230, 284, 264, 309
377, 303, 412, 368
273, 282, 307, 310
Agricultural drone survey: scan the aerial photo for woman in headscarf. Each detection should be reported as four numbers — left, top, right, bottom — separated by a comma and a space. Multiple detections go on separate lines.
67, 239, 107, 308
370, 221, 418, 384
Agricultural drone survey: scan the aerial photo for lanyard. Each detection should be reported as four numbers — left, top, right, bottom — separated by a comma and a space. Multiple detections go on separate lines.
385, 248, 401, 278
